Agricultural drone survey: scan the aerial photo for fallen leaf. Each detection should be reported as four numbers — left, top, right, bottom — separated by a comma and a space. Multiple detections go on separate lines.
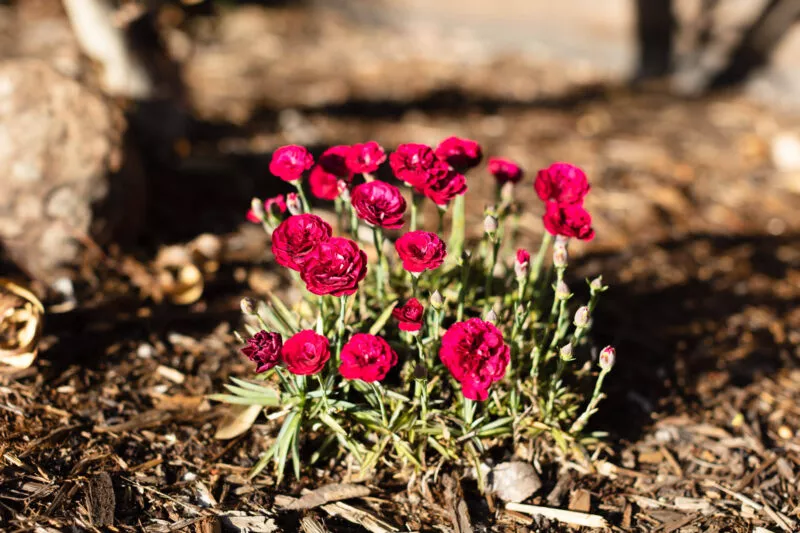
0, 279, 44, 368
283, 483, 371, 510
214, 404, 263, 440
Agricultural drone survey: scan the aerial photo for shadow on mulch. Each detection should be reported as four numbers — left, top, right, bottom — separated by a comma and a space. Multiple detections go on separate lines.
581, 231, 799, 443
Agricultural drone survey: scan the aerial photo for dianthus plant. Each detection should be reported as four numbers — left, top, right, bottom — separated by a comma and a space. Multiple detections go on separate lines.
213, 139, 616, 487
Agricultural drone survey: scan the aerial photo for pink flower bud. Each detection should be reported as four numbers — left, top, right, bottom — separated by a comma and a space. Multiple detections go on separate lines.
574, 306, 589, 328
483, 215, 498, 234
500, 181, 515, 203
599, 346, 616, 370
337, 180, 350, 201
286, 192, 302, 215
590, 276, 604, 293
240, 297, 257, 315
555, 280, 570, 301
249, 197, 265, 222
430, 290, 444, 310
553, 241, 568, 268
559, 343, 573, 361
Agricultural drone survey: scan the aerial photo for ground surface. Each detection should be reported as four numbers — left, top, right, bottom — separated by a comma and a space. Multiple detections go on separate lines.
1, 3, 800, 532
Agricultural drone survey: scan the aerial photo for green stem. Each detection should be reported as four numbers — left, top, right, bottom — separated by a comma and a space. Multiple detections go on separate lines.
530, 233, 554, 288
415, 337, 428, 425
371, 382, 388, 426
570, 368, 610, 434
373, 227, 385, 304
336, 295, 348, 359
410, 193, 420, 231
293, 182, 311, 213
411, 272, 420, 298
448, 195, 466, 260
483, 238, 500, 312
457, 254, 470, 322
437, 207, 445, 235
462, 397, 475, 427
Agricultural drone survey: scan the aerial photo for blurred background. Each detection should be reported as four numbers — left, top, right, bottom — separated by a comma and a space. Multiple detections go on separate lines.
0, 0, 799, 528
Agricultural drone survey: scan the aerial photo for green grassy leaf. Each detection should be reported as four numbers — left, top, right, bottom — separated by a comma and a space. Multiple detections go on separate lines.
369, 300, 398, 335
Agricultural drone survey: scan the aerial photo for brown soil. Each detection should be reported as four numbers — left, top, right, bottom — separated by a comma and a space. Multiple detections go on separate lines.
1, 3, 799, 532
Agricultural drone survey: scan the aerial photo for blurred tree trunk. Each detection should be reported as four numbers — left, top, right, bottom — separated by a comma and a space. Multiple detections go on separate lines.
634, 0, 675, 80
710, 0, 800, 88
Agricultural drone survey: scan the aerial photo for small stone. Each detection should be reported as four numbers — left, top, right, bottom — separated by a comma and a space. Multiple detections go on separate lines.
491, 461, 541, 503
778, 425, 793, 440
771, 133, 800, 171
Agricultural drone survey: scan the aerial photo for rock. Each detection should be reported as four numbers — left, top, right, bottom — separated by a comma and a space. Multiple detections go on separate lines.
0, 59, 144, 282
491, 461, 542, 503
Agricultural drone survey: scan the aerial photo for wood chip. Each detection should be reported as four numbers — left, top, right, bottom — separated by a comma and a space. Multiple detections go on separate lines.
156, 365, 186, 384
319, 501, 398, 533
283, 483, 370, 510
300, 515, 328, 533
568, 488, 591, 513
505, 502, 608, 529
219, 516, 279, 532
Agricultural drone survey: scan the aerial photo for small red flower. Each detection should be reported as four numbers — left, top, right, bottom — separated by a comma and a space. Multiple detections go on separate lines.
269, 145, 314, 181
319, 145, 352, 178
423, 166, 467, 206
350, 180, 406, 229
389, 143, 436, 188
241, 330, 282, 373
516, 248, 530, 265
309, 165, 341, 200
542, 201, 595, 241
435, 136, 482, 171
339, 333, 398, 382
534, 162, 590, 205
346, 141, 386, 174
246, 209, 260, 223
488, 157, 523, 185
395, 231, 447, 273
392, 298, 424, 332
247, 195, 287, 223
281, 330, 330, 376
439, 318, 510, 401
300, 237, 368, 296
271, 214, 332, 271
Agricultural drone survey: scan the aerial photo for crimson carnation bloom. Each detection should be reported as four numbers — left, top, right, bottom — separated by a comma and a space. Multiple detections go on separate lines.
350, 180, 406, 229
269, 145, 314, 181
439, 318, 510, 401
435, 136, 482, 171
534, 162, 590, 205
241, 330, 282, 373
339, 333, 398, 382
346, 141, 386, 174
395, 231, 447, 273
309, 165, 341, 200
319, 145, 352, 178
389, 143, 436, 188
271, 214, 333, 271
488, 157, 524, 185
516, 248, 530, 265
392, 298, 424, 332
281, 330, 330, 376
423, 167, 467, 206
301, 237, 368, 296
542, 201, 595, 241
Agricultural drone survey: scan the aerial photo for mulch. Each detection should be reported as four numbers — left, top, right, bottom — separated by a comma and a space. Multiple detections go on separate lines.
1, 3, 800, 532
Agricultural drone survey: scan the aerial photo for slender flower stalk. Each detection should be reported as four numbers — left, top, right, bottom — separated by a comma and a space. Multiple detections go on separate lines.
293, 182, 311, 213
530, 233, 554, 289
372, 227, 386, 303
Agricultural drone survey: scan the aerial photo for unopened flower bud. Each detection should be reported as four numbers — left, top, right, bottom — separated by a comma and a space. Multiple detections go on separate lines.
555, 280, 570, 300
574, 306, 590, 328
337, 180, 350, 201
517, 304, 525, 315
514, 248, 530, 279
240, 297, 257, 315
286, 192, 302, 215
500, 181, 515, 202
599, 345, 616, 370
553, 242, 568, 269
430, 290, 444, 310
250, 198, 266, 221
483, 214, 498, 234
485, 308, 498, 323
590, 276, 604, 293
559, 343, 573, 361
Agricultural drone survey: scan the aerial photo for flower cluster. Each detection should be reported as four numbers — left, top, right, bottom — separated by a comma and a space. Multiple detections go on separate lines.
216, 137, 615, 487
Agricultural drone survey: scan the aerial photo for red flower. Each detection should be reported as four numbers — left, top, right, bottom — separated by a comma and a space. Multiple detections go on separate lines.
488, 157, 523, 185
281, 330, 330, 375
435, 136, 482, 171
271, 214, 332, 271
309, 165, 341, 200
423, 166, 467, 206
346, 141, 386, 174
350, 180, 406, 229
516, 248, 530, 265
389, 143, 436, 188
247, 195, 287, 223
439, 318, 510, 401
339, 333, 398, 382
241, 330, 282, 373
395, 231, 447, 273
319, 145, 352, 178
392, 298, 424, 332
265, 195, 288, 215
542, 201, 595, 241
534, 162, 590, 205
269, 145, 314, 181
301, 237, 368, 296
